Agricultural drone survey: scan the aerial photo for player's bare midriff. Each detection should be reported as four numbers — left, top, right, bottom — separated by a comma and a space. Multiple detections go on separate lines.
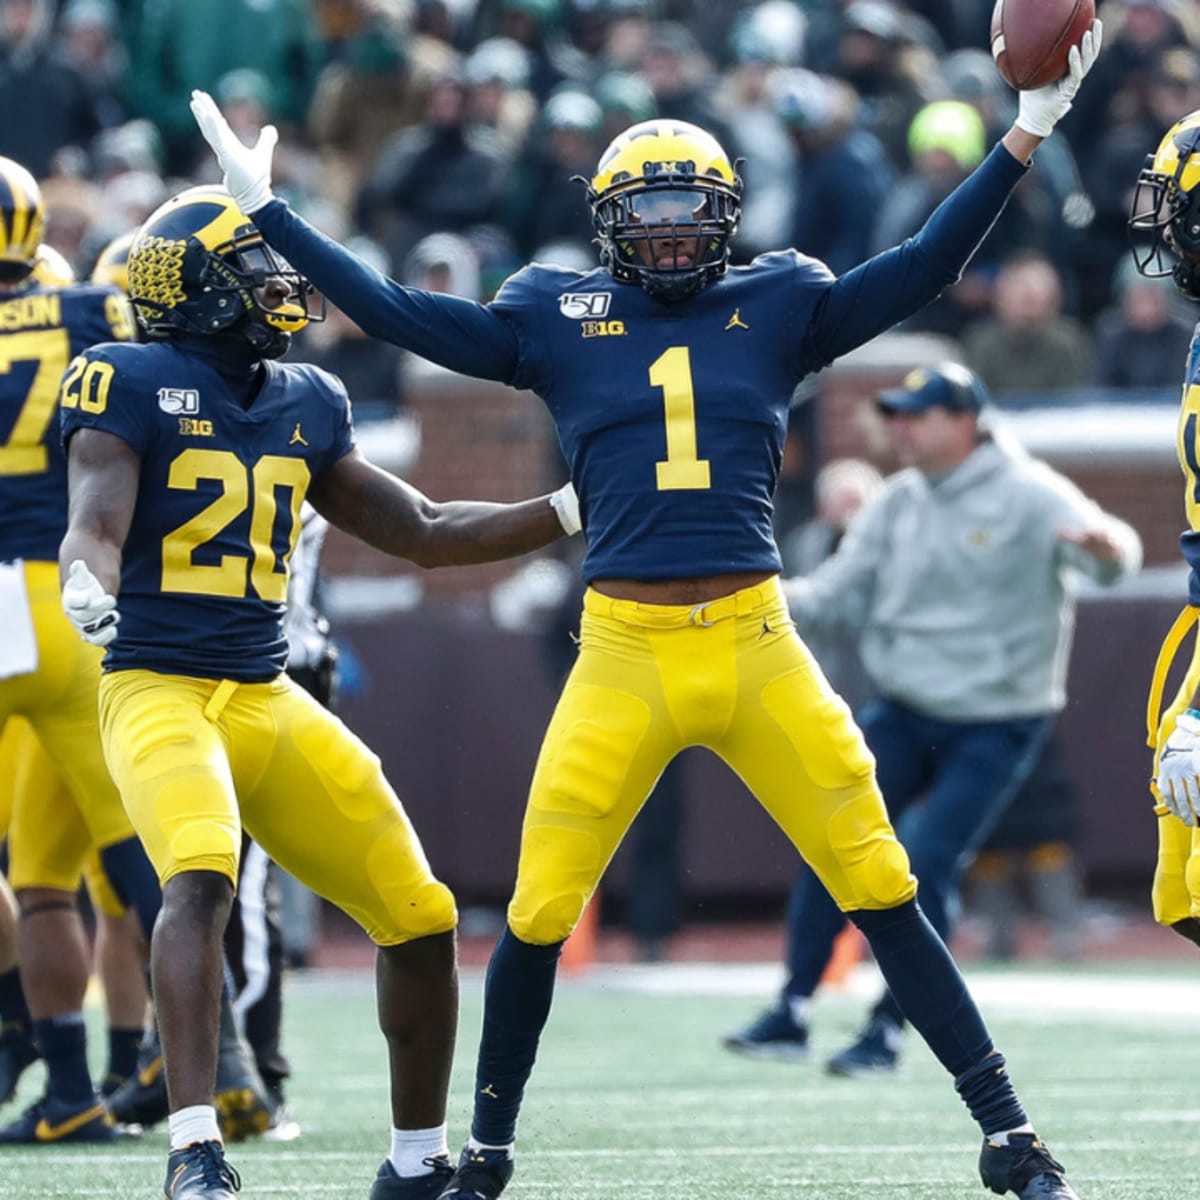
591, 571, 777, 606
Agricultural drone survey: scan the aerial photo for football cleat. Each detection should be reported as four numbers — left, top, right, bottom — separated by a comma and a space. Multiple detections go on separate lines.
369, 1155, 454, 1200
0, 1091, 115, 1144
0, 1025, 40, 1105
164, 1140, 241, 1199
437, 1146, 514, 1200
979, 1133, 1081, 1199
721, 1005, 809, 1061
213, 1033, 273, 1142
106, 1050, 168, 1128
825, 1016, 901, 1077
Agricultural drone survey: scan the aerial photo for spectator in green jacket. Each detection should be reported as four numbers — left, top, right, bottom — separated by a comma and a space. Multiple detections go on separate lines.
129, 0, 323, 172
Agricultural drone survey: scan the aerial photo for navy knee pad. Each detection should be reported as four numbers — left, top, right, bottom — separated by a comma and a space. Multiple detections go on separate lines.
99, 837, 162, 938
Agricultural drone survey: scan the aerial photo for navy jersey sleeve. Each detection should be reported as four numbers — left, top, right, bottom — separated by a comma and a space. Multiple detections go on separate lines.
795, 143, 1028, 373
59, 343, 152, 456
295, 362, 356, 474
486, 266, 553, 394
252, 200, 521, 383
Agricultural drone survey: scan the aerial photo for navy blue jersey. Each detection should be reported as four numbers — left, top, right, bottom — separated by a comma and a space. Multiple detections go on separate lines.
488, 254, 829, 579
1178, 323, 1200, 604
0, 283, 133, 561
60, 341, 354, 681
254, 142, 1026, 583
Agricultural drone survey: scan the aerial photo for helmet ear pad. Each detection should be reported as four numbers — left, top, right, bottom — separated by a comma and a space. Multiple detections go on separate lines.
186, 241, 257, 334
1173, 256, 1200, 300
1172, 186, 1200, 256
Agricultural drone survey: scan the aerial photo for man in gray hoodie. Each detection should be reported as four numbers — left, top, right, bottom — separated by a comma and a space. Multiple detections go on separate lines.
725, 362, 1142, 1072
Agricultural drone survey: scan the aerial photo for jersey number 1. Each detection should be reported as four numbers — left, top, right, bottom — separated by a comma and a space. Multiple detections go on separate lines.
650, 346, 710, 491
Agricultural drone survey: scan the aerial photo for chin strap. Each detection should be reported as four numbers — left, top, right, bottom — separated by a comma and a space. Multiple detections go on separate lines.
640, 268, 710, 305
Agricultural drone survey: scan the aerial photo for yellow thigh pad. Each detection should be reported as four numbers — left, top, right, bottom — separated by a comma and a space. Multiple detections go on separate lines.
241, 678, 455, 945
98, 671, 241, 885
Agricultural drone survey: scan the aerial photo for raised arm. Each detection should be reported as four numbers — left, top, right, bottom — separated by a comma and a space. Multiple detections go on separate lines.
804, 25, 1101, 368
308, 449, 576, 568
189, 91, 520, 383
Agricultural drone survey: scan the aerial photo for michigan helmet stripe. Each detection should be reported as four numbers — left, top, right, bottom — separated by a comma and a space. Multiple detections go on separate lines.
7, 175, 32, 258
0, 159, 44, 266
0, 172, 13, 260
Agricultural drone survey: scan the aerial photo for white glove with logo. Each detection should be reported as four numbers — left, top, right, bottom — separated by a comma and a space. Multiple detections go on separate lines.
189, 89, 277, 215
550, 482, 582, 536
62, 559, 120, 647
1014, 21, 1102, 138
1157, 710, 1200, 825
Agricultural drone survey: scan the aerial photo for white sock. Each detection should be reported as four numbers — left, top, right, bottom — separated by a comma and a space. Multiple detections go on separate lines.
389, 1124, 449, 1177
988, 1123, 1036, 1146
787, 996, 810, 1028
168, 1105, 222, 1151
466, 1136, 514, 1159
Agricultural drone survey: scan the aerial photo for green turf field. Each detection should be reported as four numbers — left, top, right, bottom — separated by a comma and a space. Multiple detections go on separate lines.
3, 961, 1195, 1198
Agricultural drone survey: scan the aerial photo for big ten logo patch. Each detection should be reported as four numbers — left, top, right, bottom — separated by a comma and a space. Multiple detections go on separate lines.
582, 319, 626, 338
178, 417, 214, 437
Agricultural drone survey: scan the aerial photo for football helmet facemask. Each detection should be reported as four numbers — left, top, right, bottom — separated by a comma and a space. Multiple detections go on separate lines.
1129, 108, 1200, 299
0, 156, 45, 284
586, 120, 742, 305
127, 186, 322, 358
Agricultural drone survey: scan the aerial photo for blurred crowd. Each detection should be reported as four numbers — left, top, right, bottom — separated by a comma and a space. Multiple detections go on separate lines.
6, 0, 1200, 403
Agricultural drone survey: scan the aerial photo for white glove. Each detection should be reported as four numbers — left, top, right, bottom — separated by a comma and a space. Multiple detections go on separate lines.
549, 482, 582, 536
189, 89, 277, 215
1014, 20, 1102, 139
62, 559, 120, 647
1157, 710, 1200, 825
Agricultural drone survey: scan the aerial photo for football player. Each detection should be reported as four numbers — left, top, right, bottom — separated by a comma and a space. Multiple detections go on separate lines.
0, 155, 163, 1145
190, 26, 1100, 1199
86, 229, 283, 1144
1131, 110, 1200, 943
58, 185, 579, 1200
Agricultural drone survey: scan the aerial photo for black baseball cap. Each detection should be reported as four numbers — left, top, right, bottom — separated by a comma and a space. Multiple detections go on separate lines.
877, 363, 988, 415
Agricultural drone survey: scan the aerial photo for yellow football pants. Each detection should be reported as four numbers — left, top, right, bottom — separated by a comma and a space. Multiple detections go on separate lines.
1148, 607, 1200, 925
508, 578, 916, 945
0, 561, 134, 891
97, 668, 456, 946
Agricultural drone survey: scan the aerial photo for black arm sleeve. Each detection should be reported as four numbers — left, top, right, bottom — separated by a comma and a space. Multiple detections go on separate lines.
253, 200, 522, 383
803, 143, 1028, 369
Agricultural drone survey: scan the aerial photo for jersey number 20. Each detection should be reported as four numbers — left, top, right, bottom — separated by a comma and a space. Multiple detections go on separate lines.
162, 448, 309, 602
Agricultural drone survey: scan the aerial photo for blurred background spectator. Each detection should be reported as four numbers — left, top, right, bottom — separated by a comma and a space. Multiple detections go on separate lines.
771, 68, 894, 274
1093, 258, 1197, 389
962, 251, 1092, 394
